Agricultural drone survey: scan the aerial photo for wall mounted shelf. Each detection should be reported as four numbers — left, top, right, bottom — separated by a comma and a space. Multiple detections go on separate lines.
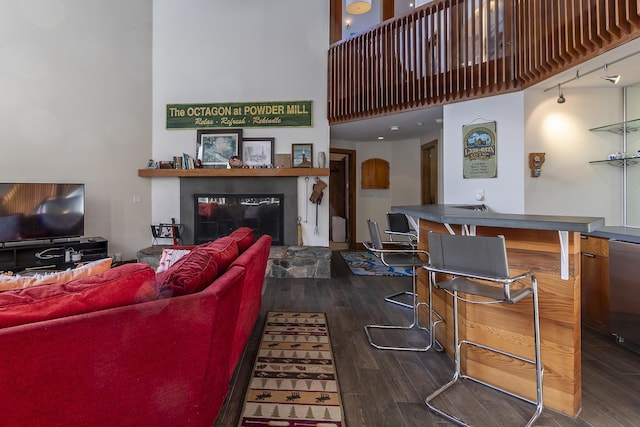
589, 118, 640, 135
138, 167, 329, 178
589, 157, 640, 167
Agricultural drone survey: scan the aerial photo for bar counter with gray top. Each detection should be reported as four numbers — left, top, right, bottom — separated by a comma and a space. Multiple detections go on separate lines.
585, 225, 640, 244
391, 204, 605, 417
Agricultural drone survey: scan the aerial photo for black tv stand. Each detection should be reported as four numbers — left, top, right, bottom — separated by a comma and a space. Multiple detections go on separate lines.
0, 237, 108, 273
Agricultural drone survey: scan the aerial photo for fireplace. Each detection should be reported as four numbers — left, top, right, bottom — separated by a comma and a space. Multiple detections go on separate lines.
194, 194, 284, 245
180, 177, 298, 245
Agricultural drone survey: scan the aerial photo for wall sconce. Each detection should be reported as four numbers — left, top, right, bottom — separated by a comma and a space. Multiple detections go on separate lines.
528, 153, 546, 177
601, 64, 621, 84
556, 85, 565, 104
345, 19, 351, 29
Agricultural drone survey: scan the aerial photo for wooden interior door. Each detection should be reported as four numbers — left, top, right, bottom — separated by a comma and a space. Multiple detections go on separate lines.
330, 148, 356, 249
421, 140, 438, 205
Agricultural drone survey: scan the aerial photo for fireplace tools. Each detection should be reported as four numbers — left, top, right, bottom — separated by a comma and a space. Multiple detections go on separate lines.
304, 177, 309, 223
309, 178, 327, 236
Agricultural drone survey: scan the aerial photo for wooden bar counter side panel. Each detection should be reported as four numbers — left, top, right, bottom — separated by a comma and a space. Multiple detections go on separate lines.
418, 219, 582, 416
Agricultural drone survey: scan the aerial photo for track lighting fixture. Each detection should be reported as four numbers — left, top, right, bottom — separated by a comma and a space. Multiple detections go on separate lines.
556, 85, 565, 104
601, 64, 621, 84
543, 50, 639, 96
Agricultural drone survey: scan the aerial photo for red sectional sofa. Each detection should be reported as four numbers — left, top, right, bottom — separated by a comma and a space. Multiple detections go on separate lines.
0, 227, 272, 427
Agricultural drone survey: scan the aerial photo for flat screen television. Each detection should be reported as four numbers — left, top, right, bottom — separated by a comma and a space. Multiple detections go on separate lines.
0, 183, 85, 243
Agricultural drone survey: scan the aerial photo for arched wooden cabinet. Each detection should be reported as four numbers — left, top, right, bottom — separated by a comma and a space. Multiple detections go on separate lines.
361, 158, 389, 189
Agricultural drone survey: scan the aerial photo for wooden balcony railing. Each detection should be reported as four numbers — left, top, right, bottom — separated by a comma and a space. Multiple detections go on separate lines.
328, 0, 640, 124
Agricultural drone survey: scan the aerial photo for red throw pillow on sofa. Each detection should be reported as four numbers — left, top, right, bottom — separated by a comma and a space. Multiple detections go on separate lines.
156, 248, 219, 298
200, 236, 239, 271
228, 227, 255, 252
0, 263, 156, 329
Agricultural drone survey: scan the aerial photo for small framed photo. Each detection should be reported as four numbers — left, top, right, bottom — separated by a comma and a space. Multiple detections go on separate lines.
196, 129, 243, 168
292, 143, 313, 168
275, 153, 292, 168
241, 137, 275, 167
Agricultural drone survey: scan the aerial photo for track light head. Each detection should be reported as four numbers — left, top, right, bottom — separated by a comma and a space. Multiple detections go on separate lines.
601, 64, 621, 84
557, 85, 566, 104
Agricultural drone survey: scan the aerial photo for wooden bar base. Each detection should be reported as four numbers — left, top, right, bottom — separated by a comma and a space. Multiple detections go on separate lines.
417, 220, 581, 416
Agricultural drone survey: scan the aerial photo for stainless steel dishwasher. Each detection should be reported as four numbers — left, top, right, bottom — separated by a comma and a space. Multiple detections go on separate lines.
609, 239, 640, 351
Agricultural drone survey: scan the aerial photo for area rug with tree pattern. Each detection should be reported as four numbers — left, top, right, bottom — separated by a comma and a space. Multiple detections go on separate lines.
237, 312, 345, 427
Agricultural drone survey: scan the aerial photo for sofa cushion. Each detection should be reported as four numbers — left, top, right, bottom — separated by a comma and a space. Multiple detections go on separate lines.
156, 248, 192, 273
0, 263, 156, 329
156, 248, 219, 298
0, 258, 113, 292
228, 227, 255, 252
199, 236, 239, 272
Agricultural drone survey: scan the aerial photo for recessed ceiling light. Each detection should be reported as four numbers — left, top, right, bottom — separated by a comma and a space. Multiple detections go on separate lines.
378, 136, 384, 140
435, 118, 443, 124
390, 125, 400, 131
416, 122, 423, 126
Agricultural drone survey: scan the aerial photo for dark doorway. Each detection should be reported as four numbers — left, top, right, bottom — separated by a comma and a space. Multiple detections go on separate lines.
421, 140, 438, 205
329, 148, 356, 249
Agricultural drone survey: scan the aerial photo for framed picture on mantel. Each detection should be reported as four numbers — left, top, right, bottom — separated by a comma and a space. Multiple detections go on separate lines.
196, 129, 243, 168
292, 143, 313, 168
241, 137, 275, 167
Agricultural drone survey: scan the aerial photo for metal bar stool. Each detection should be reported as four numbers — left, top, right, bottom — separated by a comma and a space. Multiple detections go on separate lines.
382, 212, 418, 308
424, 231, 543, 427
363, 219, 442, 352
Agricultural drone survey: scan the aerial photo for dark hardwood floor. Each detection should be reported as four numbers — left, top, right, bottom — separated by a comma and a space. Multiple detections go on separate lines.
215, 252, 640, 426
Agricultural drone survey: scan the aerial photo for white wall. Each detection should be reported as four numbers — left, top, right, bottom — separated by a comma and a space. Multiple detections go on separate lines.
0, 1, 152, 259
524, 87, 623, 224
442, 92, 526, 213
332, 138, 423, 242
152, 0, 330, 246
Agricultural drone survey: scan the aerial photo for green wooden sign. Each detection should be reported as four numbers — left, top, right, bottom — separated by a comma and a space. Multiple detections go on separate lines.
166, 100, 312, 129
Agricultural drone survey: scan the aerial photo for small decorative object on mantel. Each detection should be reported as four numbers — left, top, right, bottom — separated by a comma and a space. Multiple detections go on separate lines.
228, 155, 243, 168
317, 151, 326, 168
275, 153, 291, 168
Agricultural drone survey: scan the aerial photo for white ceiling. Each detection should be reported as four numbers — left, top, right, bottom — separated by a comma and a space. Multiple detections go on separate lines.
330, 106, 443, 142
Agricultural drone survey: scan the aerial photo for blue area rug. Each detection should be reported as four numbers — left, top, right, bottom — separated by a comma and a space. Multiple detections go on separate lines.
340, 251, 412, 277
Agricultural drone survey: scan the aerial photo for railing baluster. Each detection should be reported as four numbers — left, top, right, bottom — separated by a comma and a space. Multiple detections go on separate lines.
327, 0, 640, 124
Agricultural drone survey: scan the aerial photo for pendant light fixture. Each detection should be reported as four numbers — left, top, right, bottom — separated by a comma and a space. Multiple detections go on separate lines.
556, 85, 566, 104
346, 0, 372, 15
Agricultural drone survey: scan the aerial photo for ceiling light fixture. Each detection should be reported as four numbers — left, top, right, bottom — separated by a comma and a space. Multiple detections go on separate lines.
346, 0, 371, 15
390, 125, 400, 131
556, 85, 566, 104
601, 64, 621, 84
